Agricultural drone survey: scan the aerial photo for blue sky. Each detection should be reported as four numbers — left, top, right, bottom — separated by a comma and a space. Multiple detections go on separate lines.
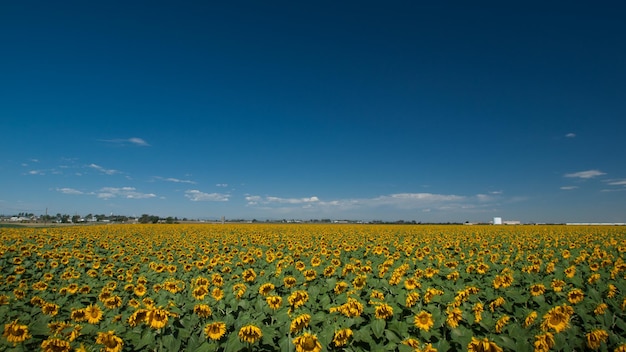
1, 1, 625, 222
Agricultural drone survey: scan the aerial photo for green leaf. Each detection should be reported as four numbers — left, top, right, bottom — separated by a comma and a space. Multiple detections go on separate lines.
279, 335, 295, 352
371, 319, 386, 339
224, 330, 246, 352
162, 333, 181, 352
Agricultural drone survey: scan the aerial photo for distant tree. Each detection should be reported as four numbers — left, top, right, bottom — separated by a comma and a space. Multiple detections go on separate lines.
71, 215, 81, 223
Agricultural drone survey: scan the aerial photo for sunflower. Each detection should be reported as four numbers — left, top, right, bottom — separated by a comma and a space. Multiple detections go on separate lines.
290, 314, 311, 333
42, 302, 59, 316
564, 265, 576, 278
370, 290, 385, 300
588, 273, 601, 285
476, 263, 490, 274
540, 306, 571, 333
323, 266, 336, 277
194, 304, 212, 318
41, 337, 71, 352
3, 319, 30, 344
266, 295, 283, 310
414, 311, 434, 331
533, 333, 554, 352
336, 298, 363, 318
446, 307, 463, 328
283, 276, 297, 288
489, 297, 505, 312
607, 284, 618, 298
293, 332, 322, 352
195, 277, 210, 287
304, 269, 317, 281
288, 290, 309, 309
30, 296, 45, 307
238, 325, 262, 344
134, 284, 147, 297
85, 304, 102, 324
467, 337, 503, 352
32, 281, 48, 291
258, 283, 275, 296
193, 286, 209, 300
211, 288, 224, 301
146, 308, 169, 329
128, 309, 148, 327
402, 338, 420, 348
332, 328, 353, 347
375, 303, 394, 320
614, 343, 626, 352
586, 329, 609, 350
593, 303, 608, 315
550, 279, 566, 292
104, 295, 123, 309
530, 284, 546, 296
473, 303, 484, 323
405, 291, 420, 308
96, 330, 124, 352
523, 311, 537, 328
404, 278, 420, 290
567, 288, 584, 304
71, 309, 87, 322
242, 269, 257, 283
334, 281, 348, 294
352, 275, 367, 290
204, 322, 227, 341
495, 315, 510, 333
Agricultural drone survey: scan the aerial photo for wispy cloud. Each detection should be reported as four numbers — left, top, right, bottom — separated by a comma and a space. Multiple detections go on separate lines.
216, 183, 229, 187
185, 190, 229, 202
565, 132, 576, 138
100, 137, 150, 147
601, 179, 626, 192
56, 187, 84, 195
27, 170, 45, 175
246, 192, 499, 214
89, 164, 120, 175
154, 176, 196, 184
97, 187, 156, 199
560, 186, 578, 190
564, 170, 606, 179
606, 179, 626, 186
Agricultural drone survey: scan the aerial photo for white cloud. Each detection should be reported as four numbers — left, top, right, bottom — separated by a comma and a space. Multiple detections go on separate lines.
185, 190, 229, 202
265, 196, 320, 204
606, 179, 626, 186
100, 137, 150, 147
245, 192, 498, 215
128, 137, 150, 146
560, 186, 578, 190
216, 183, 229, 187
565, 133, 576, 138
27, 170, 45, 175
564, 170, 606, 179
97, 187, 156, 199
89, 164, 120, 175
154, 176, 196, 184
57, 187, 84, 195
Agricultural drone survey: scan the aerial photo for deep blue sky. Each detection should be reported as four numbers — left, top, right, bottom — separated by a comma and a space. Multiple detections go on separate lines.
1, 1, 625, 222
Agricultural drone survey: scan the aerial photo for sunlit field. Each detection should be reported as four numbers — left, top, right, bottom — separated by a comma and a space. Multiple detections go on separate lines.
1, 224, 626, 351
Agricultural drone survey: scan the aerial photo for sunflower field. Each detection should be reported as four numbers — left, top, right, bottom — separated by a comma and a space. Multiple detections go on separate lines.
1, 224, 626, 352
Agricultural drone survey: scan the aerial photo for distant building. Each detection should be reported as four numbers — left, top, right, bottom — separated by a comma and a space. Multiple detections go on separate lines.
493, 217, 502, 225
503, 220, 521, 225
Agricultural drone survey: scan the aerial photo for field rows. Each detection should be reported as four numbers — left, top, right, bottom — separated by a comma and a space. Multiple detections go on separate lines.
1, 224, 626, 351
